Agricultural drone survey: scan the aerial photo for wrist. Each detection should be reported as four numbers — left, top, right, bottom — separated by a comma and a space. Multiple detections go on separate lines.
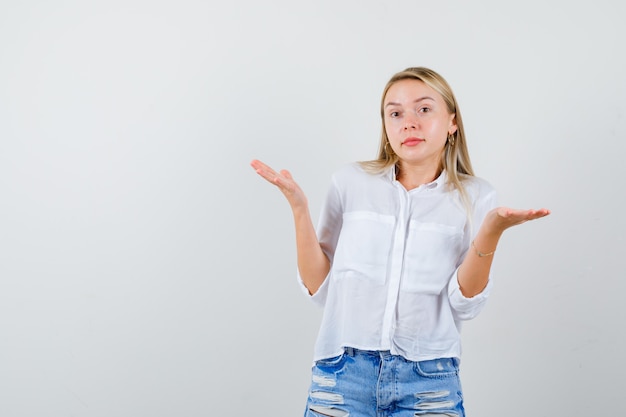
471, 240, 496, 257
471, 230, 502, 256
291, 204, 311, 219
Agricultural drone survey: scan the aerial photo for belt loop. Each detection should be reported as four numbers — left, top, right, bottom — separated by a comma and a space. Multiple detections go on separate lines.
345, 347, 355, 357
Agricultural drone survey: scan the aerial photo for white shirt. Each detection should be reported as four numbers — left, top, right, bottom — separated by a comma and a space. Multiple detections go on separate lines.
299, 163, 498, 363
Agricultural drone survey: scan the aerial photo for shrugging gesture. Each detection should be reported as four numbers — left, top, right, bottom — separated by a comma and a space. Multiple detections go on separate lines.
251, 66, 552, 417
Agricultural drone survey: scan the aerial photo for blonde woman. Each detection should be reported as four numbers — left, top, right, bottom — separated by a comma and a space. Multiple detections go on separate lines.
251, 67, 549, 417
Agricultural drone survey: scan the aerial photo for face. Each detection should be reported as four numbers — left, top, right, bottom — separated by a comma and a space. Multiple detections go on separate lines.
383, 79, 457, 171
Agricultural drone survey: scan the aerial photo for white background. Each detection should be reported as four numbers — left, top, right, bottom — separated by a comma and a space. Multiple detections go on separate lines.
1, 1, 624, 416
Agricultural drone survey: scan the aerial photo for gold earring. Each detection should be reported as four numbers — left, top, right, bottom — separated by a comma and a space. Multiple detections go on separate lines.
384, 141, 394, 154
448, 133, 455, 146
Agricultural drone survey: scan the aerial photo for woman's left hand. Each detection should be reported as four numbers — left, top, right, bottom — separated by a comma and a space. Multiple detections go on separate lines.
457, 207, 551, 297
484, 207, 551, 234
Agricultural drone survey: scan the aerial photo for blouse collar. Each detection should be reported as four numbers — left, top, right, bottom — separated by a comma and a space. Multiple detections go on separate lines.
387, 165, 447, 190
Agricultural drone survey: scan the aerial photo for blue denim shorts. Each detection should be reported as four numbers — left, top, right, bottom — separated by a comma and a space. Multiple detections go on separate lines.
304, 347, 465, 417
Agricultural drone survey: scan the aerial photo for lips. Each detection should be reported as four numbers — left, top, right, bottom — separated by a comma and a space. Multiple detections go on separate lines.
402, 137, 424, 146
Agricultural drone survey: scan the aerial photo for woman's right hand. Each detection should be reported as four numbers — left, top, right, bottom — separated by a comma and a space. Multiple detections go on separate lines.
250, 159, 308, 210
251, 159, 329, 293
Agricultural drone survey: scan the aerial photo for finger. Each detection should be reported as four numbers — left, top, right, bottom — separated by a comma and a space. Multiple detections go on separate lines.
255, 169, 279, 184
251, 161, 281, 182
250, 159, 275, 175
259, 168, 293, 192
250, 159, 266, 170
280, 169, 293, 180
529, 209, 551, 219
499, 208, 550, 219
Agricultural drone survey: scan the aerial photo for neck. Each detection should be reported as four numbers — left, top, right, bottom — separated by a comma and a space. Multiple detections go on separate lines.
396, 163, 441, 191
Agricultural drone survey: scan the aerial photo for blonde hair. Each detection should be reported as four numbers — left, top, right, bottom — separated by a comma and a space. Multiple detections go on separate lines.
360, 67, 475, 215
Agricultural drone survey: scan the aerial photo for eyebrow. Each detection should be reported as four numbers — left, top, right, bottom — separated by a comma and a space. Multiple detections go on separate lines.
384, 96, 435, 108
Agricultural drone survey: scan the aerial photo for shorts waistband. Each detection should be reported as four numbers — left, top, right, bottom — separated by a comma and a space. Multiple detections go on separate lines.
344, 347, 392, 358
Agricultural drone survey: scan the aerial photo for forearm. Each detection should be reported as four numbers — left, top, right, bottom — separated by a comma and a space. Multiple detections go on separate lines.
292, 206, 330, 295
457, 229, 503, 298
250, 159, 334, 294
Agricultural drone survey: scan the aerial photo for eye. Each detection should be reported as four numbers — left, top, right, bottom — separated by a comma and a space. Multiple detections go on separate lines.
418, 107, 431, 113
389, 111, 400, 118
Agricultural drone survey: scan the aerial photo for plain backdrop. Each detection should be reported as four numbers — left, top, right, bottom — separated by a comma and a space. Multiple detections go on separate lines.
1, 1, 624, 416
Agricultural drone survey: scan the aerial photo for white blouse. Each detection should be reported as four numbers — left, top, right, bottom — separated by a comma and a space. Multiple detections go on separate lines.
299, 163, 498, 363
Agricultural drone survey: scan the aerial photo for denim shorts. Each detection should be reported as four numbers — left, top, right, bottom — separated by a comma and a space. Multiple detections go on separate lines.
304, 347, 465, 417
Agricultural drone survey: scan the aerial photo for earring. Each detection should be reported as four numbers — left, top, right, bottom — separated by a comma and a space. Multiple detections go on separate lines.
384, 141, 394, 155
448, 133, 455, 146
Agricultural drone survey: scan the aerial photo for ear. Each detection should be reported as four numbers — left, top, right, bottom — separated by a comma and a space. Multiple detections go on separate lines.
448, 114, 458, 135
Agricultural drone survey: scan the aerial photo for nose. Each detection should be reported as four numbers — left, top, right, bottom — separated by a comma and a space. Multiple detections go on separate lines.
403, 116, 417, 130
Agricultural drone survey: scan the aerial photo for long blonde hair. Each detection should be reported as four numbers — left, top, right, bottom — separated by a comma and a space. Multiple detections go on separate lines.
360, 67, 475, 215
